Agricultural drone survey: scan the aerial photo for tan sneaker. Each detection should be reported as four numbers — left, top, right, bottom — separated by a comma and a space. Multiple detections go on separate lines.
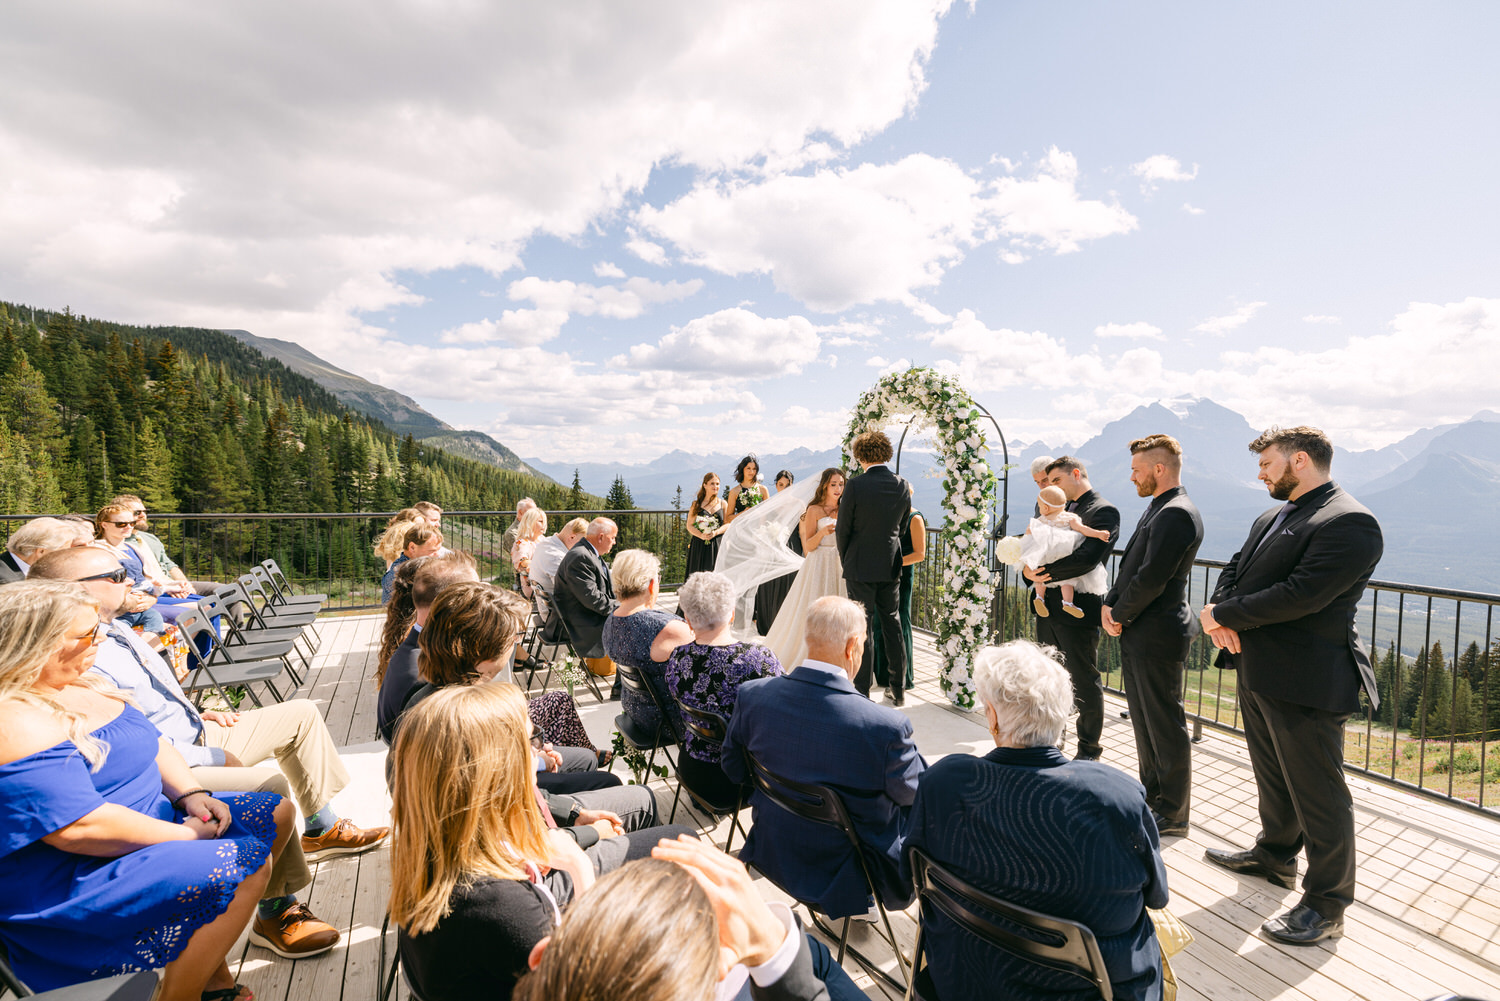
249, 902, 340, 958
300, 817, 390, 861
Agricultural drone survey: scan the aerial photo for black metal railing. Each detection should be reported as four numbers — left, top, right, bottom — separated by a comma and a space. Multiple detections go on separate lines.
909, 537, 1500, 817
7, 508, 1495, 815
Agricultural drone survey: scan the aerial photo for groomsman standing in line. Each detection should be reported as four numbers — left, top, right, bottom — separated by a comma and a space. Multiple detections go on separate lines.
1102, 435, 1204, 837
1200, 426, 1382, 946
1026, 457, 1119, 760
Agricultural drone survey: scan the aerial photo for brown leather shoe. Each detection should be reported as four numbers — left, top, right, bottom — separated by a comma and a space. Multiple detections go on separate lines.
301, 817, 390, 861
249, 902, 340, 958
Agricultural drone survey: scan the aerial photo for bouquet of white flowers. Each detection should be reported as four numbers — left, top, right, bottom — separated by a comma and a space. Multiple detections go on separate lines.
739, 488, 763, 508
694, 514, 718, 535
993, 535, 1025, 567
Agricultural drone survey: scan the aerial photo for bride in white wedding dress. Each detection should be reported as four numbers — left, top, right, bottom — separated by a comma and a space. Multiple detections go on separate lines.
762, 468, 847, 669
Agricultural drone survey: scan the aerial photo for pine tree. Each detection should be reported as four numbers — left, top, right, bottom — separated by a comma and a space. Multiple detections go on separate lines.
568, 469, 584, 510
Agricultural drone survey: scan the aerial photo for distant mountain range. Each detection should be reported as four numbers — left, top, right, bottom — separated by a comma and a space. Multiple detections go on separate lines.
526, 400, 1500, 593
222, 329, 551, 481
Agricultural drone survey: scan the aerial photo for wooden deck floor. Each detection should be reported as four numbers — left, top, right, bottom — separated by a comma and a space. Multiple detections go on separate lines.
229, 613, 1500, 1001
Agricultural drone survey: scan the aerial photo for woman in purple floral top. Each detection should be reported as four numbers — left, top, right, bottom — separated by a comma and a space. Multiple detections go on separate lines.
665, 572, 783, 804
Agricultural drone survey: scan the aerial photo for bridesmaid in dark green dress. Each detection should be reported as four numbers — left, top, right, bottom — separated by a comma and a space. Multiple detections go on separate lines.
873, 501, 926, 689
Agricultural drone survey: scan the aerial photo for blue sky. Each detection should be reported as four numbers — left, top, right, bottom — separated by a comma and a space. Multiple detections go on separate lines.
3, 1, 1497, 462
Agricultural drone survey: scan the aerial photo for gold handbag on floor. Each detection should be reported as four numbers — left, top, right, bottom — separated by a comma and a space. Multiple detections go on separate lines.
1148, 907, 1194, 1001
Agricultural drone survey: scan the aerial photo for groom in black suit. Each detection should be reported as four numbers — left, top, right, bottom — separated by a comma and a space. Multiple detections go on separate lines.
1025, 456, 1119, 760
1101, 435, 1203, 836
837, 430, 912, 706
1201, 426, 1382, 946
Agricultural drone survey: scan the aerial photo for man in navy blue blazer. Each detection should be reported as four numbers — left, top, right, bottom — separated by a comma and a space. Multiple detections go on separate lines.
723, 595, 927, 919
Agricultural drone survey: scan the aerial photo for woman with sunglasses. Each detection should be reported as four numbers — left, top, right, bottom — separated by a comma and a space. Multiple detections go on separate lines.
91, 500, 187, 634
0, 581, 296, 1001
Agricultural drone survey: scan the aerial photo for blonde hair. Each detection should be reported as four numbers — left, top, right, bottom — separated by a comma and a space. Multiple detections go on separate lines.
561, 517, 589, 538
515, 507, 547, 543
610, 549, 660, 599
0, 582, 115, 768
513, 858, 719, 1001
388, 683, 553, 935
1037, 486, 1067, 512
375, 518, 426, 562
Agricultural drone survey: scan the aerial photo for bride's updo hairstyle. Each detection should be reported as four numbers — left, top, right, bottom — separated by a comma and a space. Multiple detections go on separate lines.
810, 467, 845, 509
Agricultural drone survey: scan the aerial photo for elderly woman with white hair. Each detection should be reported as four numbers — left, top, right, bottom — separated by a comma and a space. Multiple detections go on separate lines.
601, 550, 693, 740
665, 572, 783, 804
901, 640, 1169, 1001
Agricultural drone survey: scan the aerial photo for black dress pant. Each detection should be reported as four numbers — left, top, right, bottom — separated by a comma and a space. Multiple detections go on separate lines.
1240, 688, 1356, 919
1034, 614, 1103, 758
1120, 633, 1192, 823
847, 578, 905, 697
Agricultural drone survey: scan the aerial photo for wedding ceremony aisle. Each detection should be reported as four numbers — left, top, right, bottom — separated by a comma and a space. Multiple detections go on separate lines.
228, 612, 1500, 1001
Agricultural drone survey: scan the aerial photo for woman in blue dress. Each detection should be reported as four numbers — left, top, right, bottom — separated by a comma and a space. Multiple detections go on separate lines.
0, 582, 290, 1001
602, 550, 693, 743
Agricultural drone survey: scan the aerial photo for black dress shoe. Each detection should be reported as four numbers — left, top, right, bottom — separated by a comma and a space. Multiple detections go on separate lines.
1151, 811, 1189, 837
1203, 847, 1297, 889
1261, 904, 1343, 945
890, 691, 906, 708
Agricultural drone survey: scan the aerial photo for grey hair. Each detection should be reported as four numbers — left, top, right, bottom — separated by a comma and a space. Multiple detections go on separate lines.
676, 572, 736, 629
1029, 456, 1055, 477
516, 497, 537, 514
804, 596, 866, 650
587, 517, 617, 539
972, 641, 1073, 748
8, 518, 77, 559
610, 549, 660, 599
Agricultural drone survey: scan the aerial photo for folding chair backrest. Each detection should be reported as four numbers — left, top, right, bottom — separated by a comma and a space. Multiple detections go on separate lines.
239, 571, 280, 609
214, 584, 262, 628
678, 700, 729, 748
260, 558, 294, 596
173, 607, 221, 665
744, 750, 862, 852
906, 847, 1113, 1001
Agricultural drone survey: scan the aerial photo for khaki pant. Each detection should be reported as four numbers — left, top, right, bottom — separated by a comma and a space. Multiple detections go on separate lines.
192, 699, 351, 899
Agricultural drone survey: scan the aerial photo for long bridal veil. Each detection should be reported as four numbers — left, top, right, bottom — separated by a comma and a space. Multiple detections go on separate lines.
713, 476, 819, 638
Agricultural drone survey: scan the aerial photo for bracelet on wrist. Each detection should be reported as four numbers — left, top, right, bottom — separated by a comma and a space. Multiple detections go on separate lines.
171, 788, 213, 809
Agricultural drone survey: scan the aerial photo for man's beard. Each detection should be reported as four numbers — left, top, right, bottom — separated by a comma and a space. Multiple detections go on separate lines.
1267, 467, 1299, 500
1134, 472, 1157, 498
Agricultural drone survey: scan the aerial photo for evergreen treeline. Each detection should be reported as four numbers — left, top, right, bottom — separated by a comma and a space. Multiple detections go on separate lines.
0, 301, 599, 516
1371, 640, 1500, 742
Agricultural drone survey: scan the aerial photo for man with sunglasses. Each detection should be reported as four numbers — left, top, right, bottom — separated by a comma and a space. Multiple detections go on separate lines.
29, 546, 391, 961
111, 493, 220, 595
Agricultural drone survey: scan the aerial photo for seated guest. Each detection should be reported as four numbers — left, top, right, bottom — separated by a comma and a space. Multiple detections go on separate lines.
376, 554, 608, 781
665, 572, 783, 806
92, 501, 188, 633
381, 522, 444, 604
413, 501, 443, 528
901, 641, 1169, 1001
516, 837, 866, 1001
511, 507, 548, 597
391, 683, 680, 1001
529, 517, 588, 598
374, 512, 426, 572
112, 494, 219, 595
0, 581, 292, 1000
500, 497, 539, 573
391, 582, 684, 860
30, 547, 390, 959
723, 595, 926, 919
602, 550, 693, 740
2, 517, 83, 583
553, 517, 620, 681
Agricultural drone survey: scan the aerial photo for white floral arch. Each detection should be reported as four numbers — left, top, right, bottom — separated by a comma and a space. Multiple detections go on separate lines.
843, 368, 997, 710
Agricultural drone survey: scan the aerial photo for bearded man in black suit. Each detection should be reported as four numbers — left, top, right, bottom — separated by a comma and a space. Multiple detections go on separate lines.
837, 430, 912, 706
1102, 435, 1203, 836
1201, 426, 1382, 946
1025, 456, 1119, 760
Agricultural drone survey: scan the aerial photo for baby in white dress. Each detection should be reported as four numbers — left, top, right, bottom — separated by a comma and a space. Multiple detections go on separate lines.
1020, 485, 1112, 618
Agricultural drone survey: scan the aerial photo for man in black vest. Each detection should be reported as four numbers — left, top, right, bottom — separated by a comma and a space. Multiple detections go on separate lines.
1025, 456, 1119, 760
837, 430, 912, 706
1102, 435, 1203, 836
1201, 426, 1382, 946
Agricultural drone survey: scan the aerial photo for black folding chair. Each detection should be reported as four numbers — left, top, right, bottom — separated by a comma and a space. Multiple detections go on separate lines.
196, 594, 304, 690
174, 606, 288, 708
673, 699, 747, 852
213, 583, 315, 669
535, 585, 606, 703
260, 557, 329, 604
613, 660, 680, 803
240, 570, 324, 650
744, 750, 911, 993
905, 846, 1112, 1001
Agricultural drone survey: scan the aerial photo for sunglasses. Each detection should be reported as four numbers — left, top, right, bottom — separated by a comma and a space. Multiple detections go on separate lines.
69, 622, 111, 645
77, 567, 129, 584
106, 521, 135, 528
131, 510, 146, 517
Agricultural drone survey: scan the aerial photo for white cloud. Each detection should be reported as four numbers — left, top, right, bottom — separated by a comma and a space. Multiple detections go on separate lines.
625, 235, 669, 266
1094, 321, 1164, 340
612, 307, 823, 378
1303, 314, 1341, 324
638, 148, 1135, 312
1182, 203, 1205, 215
988, 148, 1138, 261
0, 0, 957, 343
1131, 154, 1199, 191
866, 355, 890, 367
1193, 301, 1267, 336
593, 261, 626, 278
438, 275, 701, 344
